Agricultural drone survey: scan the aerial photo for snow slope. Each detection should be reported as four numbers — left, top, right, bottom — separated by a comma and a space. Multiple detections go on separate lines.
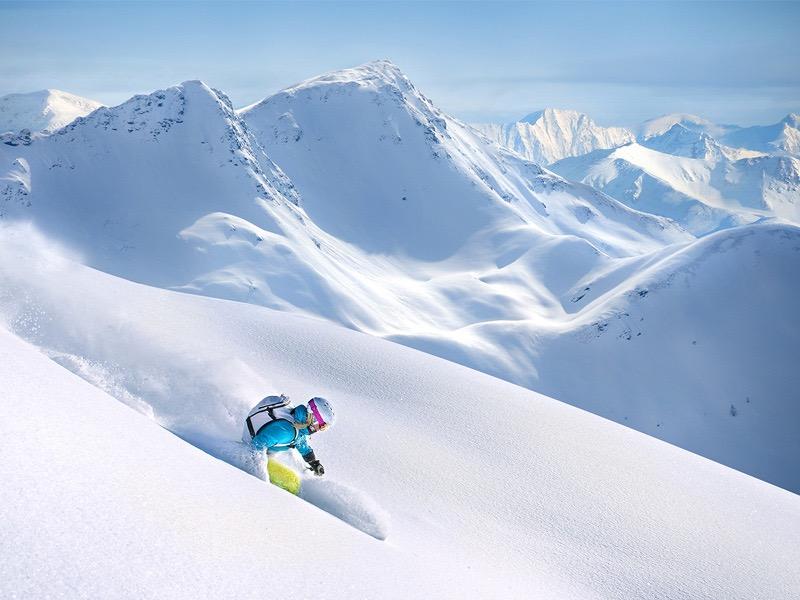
0, 327, 439, 599
390, 221, 800, 493
1, 226, 799, 599
472, 108, 635, 165
550, 141, 800, 234
0, 89, 103, 134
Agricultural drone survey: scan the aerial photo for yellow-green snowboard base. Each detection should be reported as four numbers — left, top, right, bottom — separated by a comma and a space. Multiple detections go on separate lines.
267, 458, 301, 495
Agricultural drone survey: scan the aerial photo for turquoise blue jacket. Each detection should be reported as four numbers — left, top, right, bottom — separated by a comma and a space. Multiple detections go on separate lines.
251, 405, 313, 457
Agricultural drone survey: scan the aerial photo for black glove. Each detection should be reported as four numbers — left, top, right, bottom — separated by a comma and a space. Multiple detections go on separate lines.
302, 450, 325, 476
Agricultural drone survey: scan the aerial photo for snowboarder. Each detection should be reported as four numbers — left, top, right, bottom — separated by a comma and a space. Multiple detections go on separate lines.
242, 394, 335, 478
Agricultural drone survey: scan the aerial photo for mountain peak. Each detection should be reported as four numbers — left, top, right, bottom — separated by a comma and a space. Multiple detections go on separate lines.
782, 113, 800, 127
639, 122, 721, 159
176, 79, 214, 94
0, 88, 103, 134
663, 122, 712, 140
638, 113, 719, 140
174, 80, 233, 107
521, 108, 583, 124
54, 81, 266, 184
285, 59, 415, 96
358, 58, 404, 77
75, 80, 235, 129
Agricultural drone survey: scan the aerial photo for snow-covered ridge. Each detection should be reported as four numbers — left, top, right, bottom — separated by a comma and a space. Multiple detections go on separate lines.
56, 80, 293, 194
0, 79, 304, 285
243, 59, 422, 111
0, 89, 103, 134
241, 61, 684, 260
472, 107, 635, 165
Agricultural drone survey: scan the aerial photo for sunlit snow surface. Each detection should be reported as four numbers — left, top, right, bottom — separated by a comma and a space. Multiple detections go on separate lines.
1, 230, 799, 599
0, 61, 798, 494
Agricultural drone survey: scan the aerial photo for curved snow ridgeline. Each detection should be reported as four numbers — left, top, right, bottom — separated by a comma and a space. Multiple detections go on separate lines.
0, 227, 798, 599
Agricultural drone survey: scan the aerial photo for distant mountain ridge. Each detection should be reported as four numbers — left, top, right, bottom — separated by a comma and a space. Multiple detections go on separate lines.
472, 108, 635, 165
479, 109, 800, 163
637, 111, 800, 157
550, 141, 800, 235
475, 107, 800, 234
722, 113, 800, 156
637, 113, 738, 141
639, 123, 763, 161
0, 89, 103, 134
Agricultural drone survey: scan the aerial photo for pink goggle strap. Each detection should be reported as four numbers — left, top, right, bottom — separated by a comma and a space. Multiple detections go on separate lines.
309, 399, 327, 429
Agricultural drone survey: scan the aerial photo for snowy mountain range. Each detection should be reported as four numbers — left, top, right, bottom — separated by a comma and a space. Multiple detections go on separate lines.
473, 108, 635, 165
637, 112, 800, 157
637, 112, 800, 159
2, 58, 799, 598
476, 108, 799, 235
550, 137, 800, 235
1, 61, 798, 497
722, 112, 800, 156
0, 88, 103, 135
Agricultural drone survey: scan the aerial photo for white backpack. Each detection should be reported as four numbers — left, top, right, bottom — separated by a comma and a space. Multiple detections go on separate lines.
243, 395, 296, 440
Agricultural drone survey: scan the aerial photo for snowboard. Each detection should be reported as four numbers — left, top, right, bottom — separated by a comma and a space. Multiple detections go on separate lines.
267, 457, 301, 495
267, 456, 390, 540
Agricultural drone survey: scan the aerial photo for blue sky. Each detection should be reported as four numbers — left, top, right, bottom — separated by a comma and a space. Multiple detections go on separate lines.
2, 0, 798, 126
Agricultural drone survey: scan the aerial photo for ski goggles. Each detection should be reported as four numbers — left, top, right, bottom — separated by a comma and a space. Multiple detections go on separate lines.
307, 398, 329, 433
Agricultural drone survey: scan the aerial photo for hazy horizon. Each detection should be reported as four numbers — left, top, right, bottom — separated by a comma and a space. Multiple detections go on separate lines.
2, 0, 798, 128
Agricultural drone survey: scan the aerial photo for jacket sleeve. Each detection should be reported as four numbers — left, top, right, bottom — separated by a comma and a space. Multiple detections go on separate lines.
295, 433, 313, 459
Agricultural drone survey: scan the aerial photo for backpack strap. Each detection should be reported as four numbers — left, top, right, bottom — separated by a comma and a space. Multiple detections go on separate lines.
246, 395, 291, 438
